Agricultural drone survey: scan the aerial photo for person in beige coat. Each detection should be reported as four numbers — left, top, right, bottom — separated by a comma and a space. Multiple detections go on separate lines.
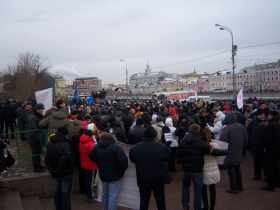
201, 127, 226, 210
151, 114, 164, 143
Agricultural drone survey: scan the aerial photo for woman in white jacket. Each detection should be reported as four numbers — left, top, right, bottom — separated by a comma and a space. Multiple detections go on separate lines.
162, 117, 178, 172
201, 127, 225, 210
207, 111, 225, 140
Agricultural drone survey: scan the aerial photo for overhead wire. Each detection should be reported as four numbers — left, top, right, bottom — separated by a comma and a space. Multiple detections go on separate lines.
151, 41, 280, 71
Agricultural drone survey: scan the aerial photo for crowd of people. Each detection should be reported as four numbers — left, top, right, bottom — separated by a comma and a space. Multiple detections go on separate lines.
1, 97, 280, 210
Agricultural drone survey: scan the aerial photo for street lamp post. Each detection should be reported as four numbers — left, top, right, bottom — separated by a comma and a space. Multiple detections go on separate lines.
215, 24, 238, 99
120, 59, 129, 90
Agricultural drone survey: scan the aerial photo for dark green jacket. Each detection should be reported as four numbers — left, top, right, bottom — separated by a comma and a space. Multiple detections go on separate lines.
40, 109, 70, 134
26, 112, 45, 145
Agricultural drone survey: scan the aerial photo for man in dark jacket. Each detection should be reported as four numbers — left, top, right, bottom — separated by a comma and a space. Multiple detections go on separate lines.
0, 101, 6, 137
175, 116, 190, 144
89, 122, 128, 210
251, 111, 267, 180
220, 112, 248, 194
45, 126, 74, 210
26, 103, 46, 172
177, 124, 210, 210
177, 124, 226, 210
16, 102, 29, 141
129, 126, 171, 210
128, 118, 146, 145
262, 114, 280, 191
3, 99, 17, 139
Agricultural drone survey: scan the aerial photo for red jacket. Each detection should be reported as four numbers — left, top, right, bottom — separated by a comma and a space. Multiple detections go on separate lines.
79, 134, 97, 171
169, 107, 177, 119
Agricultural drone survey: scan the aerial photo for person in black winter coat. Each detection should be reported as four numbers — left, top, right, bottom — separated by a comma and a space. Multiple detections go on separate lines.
261, 114, 280, 191
89, 132, 128, 182
45, 126, 74, 210
3, 100, 17, 139
251, 112, 267, 180
177, 124, 226, 210
89, 130, 128, 210
16, 103, 28, 141
129, 126, 171, 210
220, 112, 248, 194
0, 101, 5, 137
26, 103, 46, 172
128, 118, 146, 145
175, 116, 190, 144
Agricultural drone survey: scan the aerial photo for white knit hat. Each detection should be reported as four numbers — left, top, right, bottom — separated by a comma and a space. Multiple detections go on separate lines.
165, 117, 174, 127
87, 123, 96, 132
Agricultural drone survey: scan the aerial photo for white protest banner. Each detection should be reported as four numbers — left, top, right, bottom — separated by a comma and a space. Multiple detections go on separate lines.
35, 88, 53, 111
237, 88, 243, 110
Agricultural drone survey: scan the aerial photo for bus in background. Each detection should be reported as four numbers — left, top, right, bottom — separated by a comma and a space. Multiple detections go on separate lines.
186, 95, 211, 102
154, 90, 197, 101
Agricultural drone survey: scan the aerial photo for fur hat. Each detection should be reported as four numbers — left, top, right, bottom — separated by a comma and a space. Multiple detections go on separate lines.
144, 126, 157, 139
189, 124, 201, 134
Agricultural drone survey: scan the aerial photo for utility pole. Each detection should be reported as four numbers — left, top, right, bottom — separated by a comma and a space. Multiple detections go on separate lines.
125, 63, 128, 90
215, 24, 238, 99
231, 36, 237, 98
120, 59, 129, 91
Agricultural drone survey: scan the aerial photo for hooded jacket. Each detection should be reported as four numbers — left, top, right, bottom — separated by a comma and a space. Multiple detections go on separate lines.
220, 113, 248, 165
152, 121, 165, 143
208, 111, 225, 140
129, 137, 171, 186
177, 132, 210, 173
45, 132, 74, 178
40, 109, 70, 134
25, 111, 44, 145
68, 120, 81, 138
79, 134, 97, 171
163, 117, 178, 148
89, 133, 128, 182
128, 126, 146, 145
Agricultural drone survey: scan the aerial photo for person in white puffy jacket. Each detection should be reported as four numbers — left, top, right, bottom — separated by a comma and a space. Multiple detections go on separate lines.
207, 111, 225, 140
151, 114, 165, 143
162, 117, 178, 172
201, 127, 226, 210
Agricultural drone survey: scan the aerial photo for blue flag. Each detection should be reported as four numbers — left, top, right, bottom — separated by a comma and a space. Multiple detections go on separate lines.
72, 83, 81, 105
87, 95, 95, 105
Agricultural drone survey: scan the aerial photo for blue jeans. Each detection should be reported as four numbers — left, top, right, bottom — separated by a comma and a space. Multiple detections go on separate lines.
102, 180, 121, 210
181, 173, 203, 210
83, 170, 96, 199
54, 175, 73, 210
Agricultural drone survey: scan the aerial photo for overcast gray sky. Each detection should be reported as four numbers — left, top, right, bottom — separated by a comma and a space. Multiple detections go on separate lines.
1, 0, 280, 83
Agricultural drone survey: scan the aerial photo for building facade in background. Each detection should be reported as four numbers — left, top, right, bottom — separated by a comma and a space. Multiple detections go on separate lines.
208, 72, 233, 92
51, 59, 280, 96
129, 64, 173, 93
253, 61, 280, 92
197, 75, 210, 93
74, 77, 102, 95
205, 59, 280, 93
236, 69, 256, 92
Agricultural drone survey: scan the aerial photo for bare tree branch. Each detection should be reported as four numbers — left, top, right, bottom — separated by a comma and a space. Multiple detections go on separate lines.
2, 52, 52, 100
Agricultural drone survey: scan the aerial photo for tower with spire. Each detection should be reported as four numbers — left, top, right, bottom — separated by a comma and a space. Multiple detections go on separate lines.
145, 60, 151, 75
